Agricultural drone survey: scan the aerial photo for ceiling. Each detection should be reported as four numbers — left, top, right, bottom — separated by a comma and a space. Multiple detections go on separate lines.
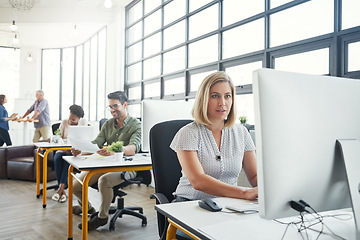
0, 0, 130, 48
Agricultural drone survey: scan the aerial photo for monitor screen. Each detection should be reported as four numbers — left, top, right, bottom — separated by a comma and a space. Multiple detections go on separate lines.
141, 100, 193, 152
253, 68, 360, 220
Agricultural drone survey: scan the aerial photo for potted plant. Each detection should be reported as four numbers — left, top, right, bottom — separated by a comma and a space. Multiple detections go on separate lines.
51, 128, 62, 143
107, 141, 124, 161
239, 116, 247, 126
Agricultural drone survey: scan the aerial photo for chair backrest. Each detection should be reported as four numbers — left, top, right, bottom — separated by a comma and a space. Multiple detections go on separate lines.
150, 119, 192, 238
150, 119, 192, 202
99, 118, 108, 131
51, 122, 61, 135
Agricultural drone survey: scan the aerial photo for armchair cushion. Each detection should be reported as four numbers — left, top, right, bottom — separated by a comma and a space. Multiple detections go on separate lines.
0, 147, 7, 178
7, 145, 35, 159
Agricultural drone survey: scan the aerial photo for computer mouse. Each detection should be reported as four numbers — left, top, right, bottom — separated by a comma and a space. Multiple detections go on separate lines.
198, 198, 222, 212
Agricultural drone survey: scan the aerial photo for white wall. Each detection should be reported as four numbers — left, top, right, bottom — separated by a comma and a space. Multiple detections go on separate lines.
9, 6, 126, 146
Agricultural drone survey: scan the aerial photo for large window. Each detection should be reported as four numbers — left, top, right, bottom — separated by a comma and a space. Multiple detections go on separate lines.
41, 27, 107, 121
125, 0, 360, 124
0, 47, 20, 114
42, 49, 61, 120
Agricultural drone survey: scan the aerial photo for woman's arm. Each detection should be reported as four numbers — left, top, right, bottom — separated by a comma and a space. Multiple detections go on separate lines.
177, 150, 258, 200
242, 150, 257, 187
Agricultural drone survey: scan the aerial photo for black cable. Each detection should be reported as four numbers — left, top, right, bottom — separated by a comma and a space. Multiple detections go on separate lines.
274, 200, 351, 240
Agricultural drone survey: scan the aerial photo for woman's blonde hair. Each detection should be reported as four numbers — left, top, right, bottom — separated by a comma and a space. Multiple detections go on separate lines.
192, 71, 237, 127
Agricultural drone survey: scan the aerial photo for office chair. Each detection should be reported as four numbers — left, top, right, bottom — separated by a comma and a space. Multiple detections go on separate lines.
99, 118, 107, 131
90, 170, 152, 231
51, 122, 61, 134
149, 119, 193, 240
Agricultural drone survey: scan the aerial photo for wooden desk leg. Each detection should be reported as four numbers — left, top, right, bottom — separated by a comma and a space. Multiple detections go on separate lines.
42, 150, 50, 208
166, 220, 178, 240
36, 148, 41, 198
68, 165, 74, 240
82, 171, 94, 240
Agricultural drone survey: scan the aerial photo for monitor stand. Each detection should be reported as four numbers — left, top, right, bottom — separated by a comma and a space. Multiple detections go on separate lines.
337, 139, 360, 240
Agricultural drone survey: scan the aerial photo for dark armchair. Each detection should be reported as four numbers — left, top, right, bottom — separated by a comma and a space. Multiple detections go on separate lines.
149, 120, 193, 240
6, 145, 56, 182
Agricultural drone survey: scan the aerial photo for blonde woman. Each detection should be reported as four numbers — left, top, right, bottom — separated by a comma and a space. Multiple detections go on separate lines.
170, 71, 258, 201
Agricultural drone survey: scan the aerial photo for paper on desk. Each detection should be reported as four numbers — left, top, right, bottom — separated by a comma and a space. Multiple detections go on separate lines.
68, 137, 100, 153
198, 218, 287, 240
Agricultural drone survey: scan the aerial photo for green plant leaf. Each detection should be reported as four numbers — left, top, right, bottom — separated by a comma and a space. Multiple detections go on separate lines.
107, 141, 124, 152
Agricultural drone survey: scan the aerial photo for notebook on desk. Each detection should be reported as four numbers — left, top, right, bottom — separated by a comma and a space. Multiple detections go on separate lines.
225, 200, 259, 214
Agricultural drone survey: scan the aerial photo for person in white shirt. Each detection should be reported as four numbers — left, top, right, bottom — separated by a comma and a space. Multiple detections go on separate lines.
170, 71, 258, 201
51, 104, 87, 203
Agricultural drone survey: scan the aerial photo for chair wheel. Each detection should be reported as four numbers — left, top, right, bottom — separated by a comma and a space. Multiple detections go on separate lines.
142, 219, 147, 226
36, 195, 40, 198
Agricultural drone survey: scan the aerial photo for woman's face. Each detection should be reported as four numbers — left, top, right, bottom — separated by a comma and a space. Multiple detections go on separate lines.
207, 81, 233, 123
68, 113, 80, 125
3, 97, 7, 104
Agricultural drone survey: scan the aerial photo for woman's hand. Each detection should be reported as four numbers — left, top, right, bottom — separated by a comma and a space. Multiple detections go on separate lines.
71, 148, 81, 157
97, 148, 114, 156
243, 187, 258, 201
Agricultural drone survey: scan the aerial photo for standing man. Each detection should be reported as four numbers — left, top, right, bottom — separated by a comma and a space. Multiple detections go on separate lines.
71, 90, 141, 231
22, 90, 51, 142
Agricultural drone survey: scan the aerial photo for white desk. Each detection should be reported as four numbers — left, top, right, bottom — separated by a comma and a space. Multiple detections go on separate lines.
34, 142, 72, 208
155, 197, 356, 240
63, 154, 152, 240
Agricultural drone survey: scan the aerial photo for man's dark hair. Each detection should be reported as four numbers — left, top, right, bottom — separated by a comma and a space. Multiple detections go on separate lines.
69, 104, 85, 118
107, 91, 128, 105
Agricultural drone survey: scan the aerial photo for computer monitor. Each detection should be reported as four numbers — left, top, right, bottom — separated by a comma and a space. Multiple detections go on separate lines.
141, 100, 193, 152
253, 68, 360, 221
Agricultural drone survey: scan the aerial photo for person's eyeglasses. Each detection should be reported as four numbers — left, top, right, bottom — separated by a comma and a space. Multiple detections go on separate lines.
107, 104, 121, 110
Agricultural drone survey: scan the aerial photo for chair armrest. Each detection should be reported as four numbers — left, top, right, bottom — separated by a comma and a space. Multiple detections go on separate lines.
126, 178, 142, 185
150, 193, 170, 204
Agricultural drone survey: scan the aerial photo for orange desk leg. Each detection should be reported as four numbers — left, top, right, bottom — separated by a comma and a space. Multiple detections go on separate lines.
166, 220, 178, 240
42, 149, 50, 208
36, 148, 41, 198
167, 218, 201, 240
81, 171, 94, 240
68, 165, 74, 240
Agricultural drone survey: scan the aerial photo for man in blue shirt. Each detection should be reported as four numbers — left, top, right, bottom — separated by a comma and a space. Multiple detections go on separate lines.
21, 90, 51, 142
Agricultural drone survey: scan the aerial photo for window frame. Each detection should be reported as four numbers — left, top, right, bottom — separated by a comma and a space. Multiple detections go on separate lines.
124, 0, 360, 118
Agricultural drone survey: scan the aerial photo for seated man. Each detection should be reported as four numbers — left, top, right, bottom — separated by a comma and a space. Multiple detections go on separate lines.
71, 91, 141, 231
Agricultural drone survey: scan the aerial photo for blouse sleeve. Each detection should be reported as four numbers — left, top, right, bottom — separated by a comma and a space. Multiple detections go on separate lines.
170, 123, 199, 151
242, 125, 256, 152
78, 118, 88, 126
59, 120, 67, 137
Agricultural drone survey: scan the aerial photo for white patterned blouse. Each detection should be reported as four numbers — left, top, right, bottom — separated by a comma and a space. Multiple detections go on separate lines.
170, 121, 255, 200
